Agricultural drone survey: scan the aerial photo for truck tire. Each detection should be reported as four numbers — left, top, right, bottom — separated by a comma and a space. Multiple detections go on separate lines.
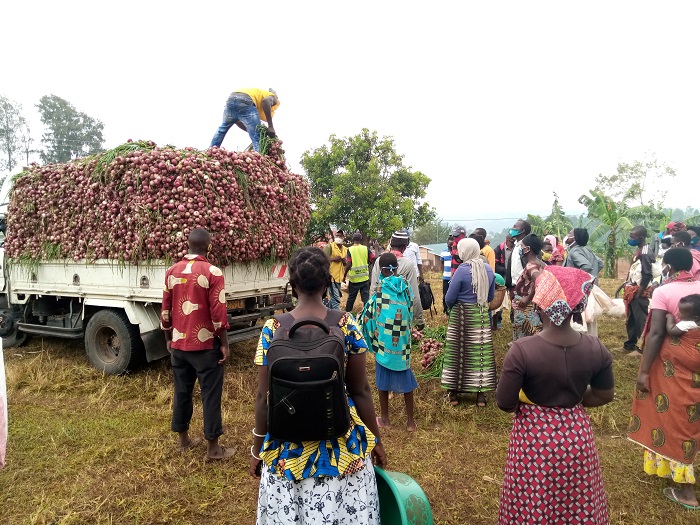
0, 308, 29, 348
85, 309, 145, 375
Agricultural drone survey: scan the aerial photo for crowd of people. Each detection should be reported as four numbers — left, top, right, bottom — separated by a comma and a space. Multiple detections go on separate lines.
161, 218, 700, 524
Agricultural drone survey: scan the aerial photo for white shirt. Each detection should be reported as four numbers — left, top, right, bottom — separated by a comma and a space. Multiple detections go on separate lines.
510, 239, 524, 284
675, 320, 700, 332
440, 250, 451, 280
404, 242, 422, 273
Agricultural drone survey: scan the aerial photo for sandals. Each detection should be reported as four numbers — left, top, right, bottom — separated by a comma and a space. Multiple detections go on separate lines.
204, 446, 236, 463
663, 487, 700, 510
179, 437, 202, 452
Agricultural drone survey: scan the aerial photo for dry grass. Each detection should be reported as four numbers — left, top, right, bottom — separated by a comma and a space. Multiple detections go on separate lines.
0, 275, 696, 524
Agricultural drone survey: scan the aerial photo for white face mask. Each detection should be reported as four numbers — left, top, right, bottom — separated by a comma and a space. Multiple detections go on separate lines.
334, 237, 344, 244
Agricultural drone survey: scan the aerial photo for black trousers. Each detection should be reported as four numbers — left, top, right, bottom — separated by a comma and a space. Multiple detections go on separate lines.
443, 279, 450, 313
345, 280, 370, 311
171, 341, 224, 440
624, 296, 650, 350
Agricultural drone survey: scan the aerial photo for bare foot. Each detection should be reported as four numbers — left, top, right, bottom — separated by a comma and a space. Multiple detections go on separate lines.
447, 391, 459, 406
377, 416, 392, 429
476, 393, 487, 407
407, 420, 417, 432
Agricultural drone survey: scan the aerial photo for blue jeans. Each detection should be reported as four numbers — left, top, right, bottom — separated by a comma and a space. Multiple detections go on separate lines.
210, 95, 261, 151
328, 283, 342, 310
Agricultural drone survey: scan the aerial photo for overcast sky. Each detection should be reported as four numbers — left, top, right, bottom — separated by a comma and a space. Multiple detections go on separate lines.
3, 1, 698, 228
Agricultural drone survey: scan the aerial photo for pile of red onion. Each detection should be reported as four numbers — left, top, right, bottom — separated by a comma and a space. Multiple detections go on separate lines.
5, 140, 310, 266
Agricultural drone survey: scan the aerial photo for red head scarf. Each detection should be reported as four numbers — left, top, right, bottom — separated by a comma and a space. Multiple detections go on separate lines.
533, 266, 594, 326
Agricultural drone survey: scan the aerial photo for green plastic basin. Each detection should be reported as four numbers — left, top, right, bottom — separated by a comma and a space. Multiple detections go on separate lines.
374, 466, 434, 525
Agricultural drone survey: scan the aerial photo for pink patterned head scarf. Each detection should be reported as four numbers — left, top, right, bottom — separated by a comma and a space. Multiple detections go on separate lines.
544, 234, 558, 247
533, 266, 594, 326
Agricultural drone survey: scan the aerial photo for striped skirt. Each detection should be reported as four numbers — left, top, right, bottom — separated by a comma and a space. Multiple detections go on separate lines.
441, 302, 496, 393
498, 404, 609, 525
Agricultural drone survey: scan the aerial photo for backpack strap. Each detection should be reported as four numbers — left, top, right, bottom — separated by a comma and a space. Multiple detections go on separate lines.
324, 308, 346, 328
272, 312, 296, 339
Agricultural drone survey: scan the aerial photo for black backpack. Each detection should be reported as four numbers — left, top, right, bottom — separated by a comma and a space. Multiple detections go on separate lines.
419, 281, 438, 316
266, 309, 351, 442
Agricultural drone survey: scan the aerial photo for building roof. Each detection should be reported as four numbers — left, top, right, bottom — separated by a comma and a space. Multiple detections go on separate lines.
420, 243, 449, 255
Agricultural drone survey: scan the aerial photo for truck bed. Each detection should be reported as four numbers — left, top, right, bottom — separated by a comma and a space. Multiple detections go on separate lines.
6, 259, 289, 304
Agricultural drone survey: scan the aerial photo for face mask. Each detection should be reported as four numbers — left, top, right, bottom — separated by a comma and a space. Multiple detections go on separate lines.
509, 229, 521, 238
628, 238, 641, 247
334, 237, 344, 244
542, 252, 552, 262
691, 237, 699, 246
519, 247, 530, 258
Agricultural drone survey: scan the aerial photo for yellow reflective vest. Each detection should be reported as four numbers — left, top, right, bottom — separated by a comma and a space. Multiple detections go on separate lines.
347, 244, 370, 283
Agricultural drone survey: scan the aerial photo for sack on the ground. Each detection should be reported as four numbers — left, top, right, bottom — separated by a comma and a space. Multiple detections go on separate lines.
266, 310, 351, 442
585, 284, 614, 323
418, 281, 438, 315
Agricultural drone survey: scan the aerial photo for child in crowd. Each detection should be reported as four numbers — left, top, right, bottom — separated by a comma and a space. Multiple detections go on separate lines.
360, 252, 418, 432
666, 294, 700, 336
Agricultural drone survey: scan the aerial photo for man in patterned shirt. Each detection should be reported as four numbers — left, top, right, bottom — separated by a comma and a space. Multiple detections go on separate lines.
161, 228, 232, 461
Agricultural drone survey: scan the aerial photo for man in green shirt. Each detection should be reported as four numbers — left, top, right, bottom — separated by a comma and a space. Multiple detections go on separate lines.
343, 232, 376, 311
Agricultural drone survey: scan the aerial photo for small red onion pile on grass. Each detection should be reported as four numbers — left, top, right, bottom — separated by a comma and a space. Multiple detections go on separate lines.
5, 139, 310, 266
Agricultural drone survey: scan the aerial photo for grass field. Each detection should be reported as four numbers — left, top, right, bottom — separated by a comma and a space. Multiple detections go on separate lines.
0, 275, 697, 524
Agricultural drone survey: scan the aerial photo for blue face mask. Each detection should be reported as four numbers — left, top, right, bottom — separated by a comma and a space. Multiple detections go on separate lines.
691, 237, 699, 246
509, 228, 521, 238
628, 238, 641, 247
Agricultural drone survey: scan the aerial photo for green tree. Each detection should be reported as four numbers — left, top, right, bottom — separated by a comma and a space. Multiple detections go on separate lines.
37, 95, 104, 164
412, 219, 453, 246
527, 192, 574, 241
0, 95, 27, 172
301, 129, 435, 243
594, 153, 676, 208
578, 190, 663, 278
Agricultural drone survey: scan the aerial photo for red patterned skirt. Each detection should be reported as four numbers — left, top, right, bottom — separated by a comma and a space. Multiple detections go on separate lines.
498, 404, 609, 525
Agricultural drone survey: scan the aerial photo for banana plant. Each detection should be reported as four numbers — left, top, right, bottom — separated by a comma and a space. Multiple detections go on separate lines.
578, 190, 663, 278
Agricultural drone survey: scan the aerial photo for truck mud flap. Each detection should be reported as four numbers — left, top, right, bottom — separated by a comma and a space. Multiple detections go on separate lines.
141, 329, 169, 362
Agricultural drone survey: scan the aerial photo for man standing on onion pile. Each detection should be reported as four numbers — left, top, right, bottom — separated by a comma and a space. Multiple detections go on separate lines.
161, 228, 234, 462
343, 232, 376, 312
323, 229, 348, 310
209, 88, 280, 152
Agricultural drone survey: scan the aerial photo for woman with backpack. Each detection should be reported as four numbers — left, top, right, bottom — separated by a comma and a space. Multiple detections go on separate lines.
360, 252, 418, 432
442, 237, 496, 407
249, 246, 386, 525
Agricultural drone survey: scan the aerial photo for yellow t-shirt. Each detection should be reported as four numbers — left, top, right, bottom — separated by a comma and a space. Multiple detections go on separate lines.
324, 242, 348, 283
481, 245, 496, 271
235, 88, 280, 122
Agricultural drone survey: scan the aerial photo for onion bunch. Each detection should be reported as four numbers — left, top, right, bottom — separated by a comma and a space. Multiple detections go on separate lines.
5, 139, 310, 266
411, 327, 423, 343
419, 338, 444, 370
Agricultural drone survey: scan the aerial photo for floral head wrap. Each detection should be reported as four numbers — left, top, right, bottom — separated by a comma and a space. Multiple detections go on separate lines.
533, 266, 594, 326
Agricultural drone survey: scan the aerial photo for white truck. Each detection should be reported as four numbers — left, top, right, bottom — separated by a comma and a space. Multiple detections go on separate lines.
0, 176, 292, 375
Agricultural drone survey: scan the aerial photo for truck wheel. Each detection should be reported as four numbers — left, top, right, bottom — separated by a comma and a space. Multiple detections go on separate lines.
0, 308, 29, 348
85, 310, 145, 375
